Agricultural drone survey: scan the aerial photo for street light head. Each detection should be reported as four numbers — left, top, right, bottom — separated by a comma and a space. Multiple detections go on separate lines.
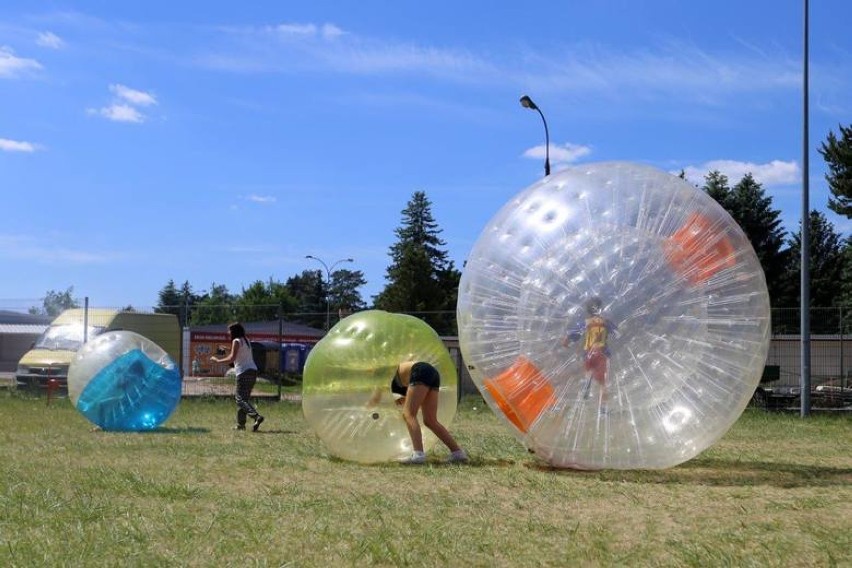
520, 95, 538, 110
305, 255, 315, 259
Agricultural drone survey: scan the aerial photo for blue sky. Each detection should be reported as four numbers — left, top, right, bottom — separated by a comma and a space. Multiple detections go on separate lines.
1, 1, 850, 311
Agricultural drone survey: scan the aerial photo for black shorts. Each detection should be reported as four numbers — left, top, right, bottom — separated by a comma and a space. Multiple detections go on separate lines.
409, 362, 441, 391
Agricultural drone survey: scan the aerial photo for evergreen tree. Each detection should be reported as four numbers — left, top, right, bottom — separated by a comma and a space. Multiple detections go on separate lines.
155, 280, 198, 326
329, 268, 367, 317
373, 191, 461, 335
784, 211, 845, 323
286, 270, 327, 329
155, 279, 181, 312
838, 240, 852, 310
702, 170, 734, 210
730, 173, 791, 305
702, 171, 792, 306
820, 124, 852, 218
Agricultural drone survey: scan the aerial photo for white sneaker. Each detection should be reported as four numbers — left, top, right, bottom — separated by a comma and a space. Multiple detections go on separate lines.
399, 451, 426, 464
447, 450, 469, 463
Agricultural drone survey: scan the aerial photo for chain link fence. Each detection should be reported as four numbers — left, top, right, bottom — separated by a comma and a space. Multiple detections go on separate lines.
1, 301, 850, 407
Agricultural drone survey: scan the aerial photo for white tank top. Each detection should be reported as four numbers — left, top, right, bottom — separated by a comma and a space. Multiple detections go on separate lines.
233, 338, 257, 375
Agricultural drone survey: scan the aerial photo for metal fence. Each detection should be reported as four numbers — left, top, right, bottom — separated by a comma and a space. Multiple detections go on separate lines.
2, 302, 851, 403
768, 308, 852, 392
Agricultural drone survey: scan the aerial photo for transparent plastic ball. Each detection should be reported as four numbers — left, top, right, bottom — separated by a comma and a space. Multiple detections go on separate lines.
302, 310, 458, 463
68, 330, 182, 431
458, 162, 770, 469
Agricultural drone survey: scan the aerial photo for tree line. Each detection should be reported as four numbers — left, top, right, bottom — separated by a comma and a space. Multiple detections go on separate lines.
154, 191, 461, 335
696, 124, 852, 314
30, 125, 852, 335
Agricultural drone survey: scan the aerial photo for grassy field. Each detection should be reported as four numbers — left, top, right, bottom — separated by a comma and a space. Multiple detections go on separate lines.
0, 392, 849, 568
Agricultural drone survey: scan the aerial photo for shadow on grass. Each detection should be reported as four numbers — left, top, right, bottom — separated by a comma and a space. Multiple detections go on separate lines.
526, 457, 852, 488
152, 426, 211, 434
90, 426, 212, 434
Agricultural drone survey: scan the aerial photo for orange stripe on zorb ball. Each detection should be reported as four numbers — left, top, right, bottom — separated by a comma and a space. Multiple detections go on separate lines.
483, 356, 555, 434
665, 212, 736, 285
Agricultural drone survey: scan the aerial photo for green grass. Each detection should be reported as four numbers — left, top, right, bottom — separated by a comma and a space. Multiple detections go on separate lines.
1, 393, 849, 567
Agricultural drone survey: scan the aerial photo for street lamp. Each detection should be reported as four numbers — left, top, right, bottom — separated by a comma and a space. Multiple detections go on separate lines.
305, 255, 354, 330
519, 94, 551, 177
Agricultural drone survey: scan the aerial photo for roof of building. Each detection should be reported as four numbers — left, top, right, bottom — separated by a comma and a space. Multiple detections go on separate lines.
0, 323, 48, 334
0, 310, 52, 325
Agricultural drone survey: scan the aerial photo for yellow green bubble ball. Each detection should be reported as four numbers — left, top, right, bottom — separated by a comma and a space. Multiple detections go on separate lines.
302, 310, 458, 463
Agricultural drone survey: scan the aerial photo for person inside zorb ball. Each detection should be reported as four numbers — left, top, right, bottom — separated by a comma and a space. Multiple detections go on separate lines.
302, 310, 459, 464
68, 330, 182, 431
457, 161, 771, 470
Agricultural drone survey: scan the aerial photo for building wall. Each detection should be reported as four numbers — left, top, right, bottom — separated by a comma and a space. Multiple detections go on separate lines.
767, 336, 852, 389
188, 331, 319, 377
0, 333, 40, 372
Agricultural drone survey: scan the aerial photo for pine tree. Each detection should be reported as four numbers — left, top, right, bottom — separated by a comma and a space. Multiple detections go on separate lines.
374, 191, 461, 334
155, 280, 198, 326
820, 124, 852, 218
155, 280, 183, 321
838, 239, 852, 310
286, 270, 327, 329
702, 171, 792, 306
730, 174, 791, 305
784, 211, 845, 317
702, 170, 733, 210
329, 268, 367, 316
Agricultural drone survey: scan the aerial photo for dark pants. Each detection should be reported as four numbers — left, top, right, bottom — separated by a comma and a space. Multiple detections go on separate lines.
235, 369, 260, 426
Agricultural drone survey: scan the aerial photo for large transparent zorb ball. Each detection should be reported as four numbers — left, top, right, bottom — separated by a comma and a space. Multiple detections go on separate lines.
302, 310, 458, 463
68, 331, 182, 431
458, 162, 770, 469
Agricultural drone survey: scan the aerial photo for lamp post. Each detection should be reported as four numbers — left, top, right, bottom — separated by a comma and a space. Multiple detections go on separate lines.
800, 0, 811, 417
305, 255, 354, 330
520, 94, 551, 177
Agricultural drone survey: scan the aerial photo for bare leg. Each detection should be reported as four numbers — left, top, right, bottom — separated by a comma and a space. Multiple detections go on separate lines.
402, 384, 429, 452
420, 389, 462, 453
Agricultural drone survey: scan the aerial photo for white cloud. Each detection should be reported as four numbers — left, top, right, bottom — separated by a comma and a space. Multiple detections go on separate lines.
88, 104, 145, 123
36, 31, 65, 49
88, 84, 157, 123
523, 41, 800, 103
0, 46, 42, 78
201, 26, 802, 104
273, 23, 319, 37
0, 138, 40, 152
681, 159, 800, 187
268, 22, 343, 40
246, 194, 276, 204
524, 142, 592, 166
110, 84, 157, 106
202, 22, 494, 79
321, 24, 344, 40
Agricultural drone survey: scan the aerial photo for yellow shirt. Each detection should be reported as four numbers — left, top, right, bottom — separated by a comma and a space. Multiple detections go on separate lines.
583, 316, 609, 351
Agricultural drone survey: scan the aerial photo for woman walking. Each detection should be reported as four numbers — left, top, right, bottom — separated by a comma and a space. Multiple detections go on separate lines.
211, 322, 265, 431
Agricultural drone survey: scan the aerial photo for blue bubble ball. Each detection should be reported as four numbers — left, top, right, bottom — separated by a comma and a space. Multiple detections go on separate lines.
68, 330, 182, 431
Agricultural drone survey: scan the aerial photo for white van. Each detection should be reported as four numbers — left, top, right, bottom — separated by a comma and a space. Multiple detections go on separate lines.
16, 308, 181, 391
